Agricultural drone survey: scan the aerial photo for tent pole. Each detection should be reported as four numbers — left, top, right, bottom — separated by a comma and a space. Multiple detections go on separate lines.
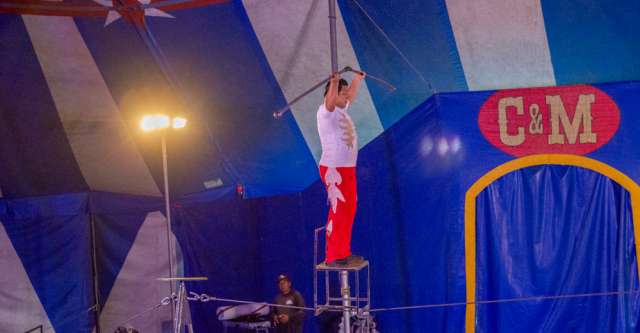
328, 5, 352, 332
328, 0, 338, 73
273, 0, 394, 118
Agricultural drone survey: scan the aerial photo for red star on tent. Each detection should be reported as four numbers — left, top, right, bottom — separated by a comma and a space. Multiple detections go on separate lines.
0, 0, 227, 27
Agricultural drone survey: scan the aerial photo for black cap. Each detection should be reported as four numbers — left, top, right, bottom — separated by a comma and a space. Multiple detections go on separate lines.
277, 274, 290, 282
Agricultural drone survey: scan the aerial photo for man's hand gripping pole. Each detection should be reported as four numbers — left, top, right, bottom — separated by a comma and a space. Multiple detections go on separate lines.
273, 67, 395, 119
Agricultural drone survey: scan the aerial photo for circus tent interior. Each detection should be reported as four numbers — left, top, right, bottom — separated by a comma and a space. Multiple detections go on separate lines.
1, 0, 640, 332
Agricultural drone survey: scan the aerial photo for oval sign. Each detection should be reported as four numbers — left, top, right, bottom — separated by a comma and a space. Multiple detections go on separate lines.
478, 85, 620, 157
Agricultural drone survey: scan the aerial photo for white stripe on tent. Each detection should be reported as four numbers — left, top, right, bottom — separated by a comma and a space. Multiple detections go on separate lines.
96, 212, 176, 333
22, 16, 161, 197
445, 0, 556, 90
0, 223, 55, 333
243, 0, 384, 163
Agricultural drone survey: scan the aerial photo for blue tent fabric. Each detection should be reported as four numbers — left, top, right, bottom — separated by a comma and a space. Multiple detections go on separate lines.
172, 183, 334, 331
0, 193, 94, 333
173, 193, 263, 332
89, 192, 164, 311
338, 0, 468, 128
174, 80, 640, 332
1, 1, 640, 199
0, 192, 167, 332
1, 79, 640, 331
541, 0, 640, 85
73, 16, 238, 199
476, 165, 640, 332
74, 1, 318, 199
0, 18, 89, 198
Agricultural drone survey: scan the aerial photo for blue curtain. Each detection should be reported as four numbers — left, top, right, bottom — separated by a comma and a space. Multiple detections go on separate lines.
0, 193, 95, 333
173, 193, 263, 332
0, 192, 166, 332
173, 185, 328, 333
476, 165, 640, 332
89, 192, 164, 312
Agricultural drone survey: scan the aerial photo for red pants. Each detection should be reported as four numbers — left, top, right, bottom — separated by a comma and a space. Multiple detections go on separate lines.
319, 165, 357, 263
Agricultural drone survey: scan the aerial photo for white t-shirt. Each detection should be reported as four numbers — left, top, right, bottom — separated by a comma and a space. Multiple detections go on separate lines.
317, 102, 358, 167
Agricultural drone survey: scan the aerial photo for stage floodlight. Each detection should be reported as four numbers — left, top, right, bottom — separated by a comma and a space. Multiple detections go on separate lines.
172, 117, 187, 129
141, 114, 170, 132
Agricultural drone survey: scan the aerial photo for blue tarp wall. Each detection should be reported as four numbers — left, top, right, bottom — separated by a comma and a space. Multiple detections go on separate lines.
0, 192, 167, 332
3, 81, 640, 332
174, 81, 640, 332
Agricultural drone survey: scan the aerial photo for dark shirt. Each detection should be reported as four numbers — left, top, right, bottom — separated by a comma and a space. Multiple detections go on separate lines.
273, 290, 305, 333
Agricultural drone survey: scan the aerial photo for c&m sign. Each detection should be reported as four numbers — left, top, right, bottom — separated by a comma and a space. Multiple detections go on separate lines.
478, 85, 620, 157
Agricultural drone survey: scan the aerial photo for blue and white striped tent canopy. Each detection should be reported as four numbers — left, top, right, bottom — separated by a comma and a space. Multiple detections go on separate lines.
1, 1, 640, 332
1, 0, 638, 200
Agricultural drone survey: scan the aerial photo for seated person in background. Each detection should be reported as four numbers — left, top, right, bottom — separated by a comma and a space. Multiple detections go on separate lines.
273, 274, 305, 333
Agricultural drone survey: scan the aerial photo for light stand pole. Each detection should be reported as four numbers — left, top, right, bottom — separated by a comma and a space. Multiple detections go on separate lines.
141, 114, 187, 328
161, 131, 176, 324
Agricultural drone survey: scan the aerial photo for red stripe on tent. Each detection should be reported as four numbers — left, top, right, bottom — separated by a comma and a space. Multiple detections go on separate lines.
0, 0, 228, 17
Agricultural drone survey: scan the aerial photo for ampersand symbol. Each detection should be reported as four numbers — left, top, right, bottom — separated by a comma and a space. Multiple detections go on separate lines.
529, 104, 543, 134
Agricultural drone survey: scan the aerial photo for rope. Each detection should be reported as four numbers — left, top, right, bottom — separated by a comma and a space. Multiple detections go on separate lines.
186, 289, 640, 314
349, 0, 434, 92
112, 287, 640, 328
116, 298, 172, 328
37, 304, 98, 332
369, 289, 640, 313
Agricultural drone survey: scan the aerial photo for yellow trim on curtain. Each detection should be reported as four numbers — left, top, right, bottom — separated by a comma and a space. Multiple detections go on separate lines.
464, 154, 640, 333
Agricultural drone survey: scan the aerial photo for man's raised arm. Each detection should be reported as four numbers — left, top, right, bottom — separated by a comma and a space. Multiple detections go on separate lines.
324, 73, 340, 112
346, 71, 366, 103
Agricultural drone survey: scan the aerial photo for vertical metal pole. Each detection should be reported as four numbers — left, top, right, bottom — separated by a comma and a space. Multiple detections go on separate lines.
340, 270, 351, 333
174, 282, 185, 333
367, 265, 371, 310
355, 270, 360, 315
89, 211, 101, 333
328, 0, 338, 73
162, 133, 176, 323
325, 271, 330, 308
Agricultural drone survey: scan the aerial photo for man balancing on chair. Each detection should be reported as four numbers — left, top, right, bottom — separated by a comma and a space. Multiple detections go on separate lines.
317, 70, 366, 267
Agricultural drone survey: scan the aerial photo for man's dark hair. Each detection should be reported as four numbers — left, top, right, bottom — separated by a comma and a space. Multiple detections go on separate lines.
324, 78, 349, 97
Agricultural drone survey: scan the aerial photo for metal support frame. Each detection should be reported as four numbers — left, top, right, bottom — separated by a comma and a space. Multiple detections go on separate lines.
340, 271, 351, 332
158, 277, 208, 333
173, 282, 186, 333
172, 281, 195, 333
314, 261, 371, 315
314, 227, 372, 333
